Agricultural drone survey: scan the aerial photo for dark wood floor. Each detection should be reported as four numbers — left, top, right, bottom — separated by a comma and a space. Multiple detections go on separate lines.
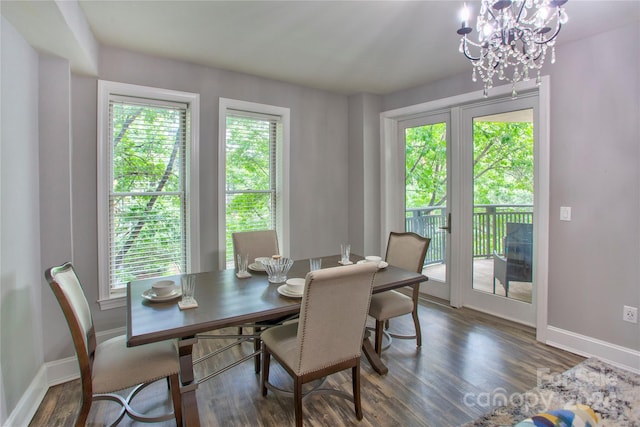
29, 298, 584, 427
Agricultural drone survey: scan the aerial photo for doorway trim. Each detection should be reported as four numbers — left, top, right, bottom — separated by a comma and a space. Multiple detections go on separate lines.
380, 78, 550, 342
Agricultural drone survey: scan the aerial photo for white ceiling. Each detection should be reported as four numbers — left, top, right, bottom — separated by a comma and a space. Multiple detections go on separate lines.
3, 1, 639, 95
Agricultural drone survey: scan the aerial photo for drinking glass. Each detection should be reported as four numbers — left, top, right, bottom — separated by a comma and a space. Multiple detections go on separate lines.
340, 243, 351, 263
309, 258, 322, 271
237, 253, 249, 275
181, 275, 196, 303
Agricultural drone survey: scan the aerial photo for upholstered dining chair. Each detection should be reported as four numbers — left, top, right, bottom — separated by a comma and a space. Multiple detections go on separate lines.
260, 262, 378, 427
368, 231, 430, 356
232, 229, 280, 269
45, 262, 182, 426
231, 229, 282, 372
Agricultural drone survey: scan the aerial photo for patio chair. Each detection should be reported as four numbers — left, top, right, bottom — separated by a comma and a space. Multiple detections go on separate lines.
493, 222, 533, 296
260, 262, 378, 427
45, 262, 182, 426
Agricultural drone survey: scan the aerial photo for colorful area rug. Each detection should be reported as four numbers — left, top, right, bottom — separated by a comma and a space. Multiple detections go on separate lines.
462, 358, 640, 426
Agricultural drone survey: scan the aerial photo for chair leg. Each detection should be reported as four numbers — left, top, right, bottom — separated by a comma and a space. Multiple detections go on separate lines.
294, 376, 303, 427
169, 374, 183, 427
254, 326, 262, 374
505, 280, 509, 297
76, 387, 92, 427
352, 361, 363, 420
374, 319, 384, 355
411, 306, 422, 348
76, 398, 91, 427
261, 344, 270, 397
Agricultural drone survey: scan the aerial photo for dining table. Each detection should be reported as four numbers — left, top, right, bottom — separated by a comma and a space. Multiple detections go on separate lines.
127, 254, 427, 427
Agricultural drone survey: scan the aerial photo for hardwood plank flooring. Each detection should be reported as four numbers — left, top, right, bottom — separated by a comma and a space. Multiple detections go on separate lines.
29, 298, 584, 426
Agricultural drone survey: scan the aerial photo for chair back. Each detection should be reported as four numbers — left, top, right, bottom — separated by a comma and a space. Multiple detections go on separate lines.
385, 231, 431, 273
45, 262, 96, 394
232, 230, 279, 269
294, 262, 378, 375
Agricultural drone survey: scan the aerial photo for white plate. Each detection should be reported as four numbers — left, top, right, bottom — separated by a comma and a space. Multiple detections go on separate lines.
356, 260, 388, 269
248, 263, 266, 272
277, 285, 303, 298
142, 288, 182, 302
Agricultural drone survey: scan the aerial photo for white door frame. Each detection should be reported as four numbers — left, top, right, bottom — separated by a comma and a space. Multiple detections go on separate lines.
380, 78, 550, 342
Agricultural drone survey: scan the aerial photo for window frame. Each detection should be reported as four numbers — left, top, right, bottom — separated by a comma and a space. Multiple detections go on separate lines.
218, 98, 290, 269
97, 80, 200, 310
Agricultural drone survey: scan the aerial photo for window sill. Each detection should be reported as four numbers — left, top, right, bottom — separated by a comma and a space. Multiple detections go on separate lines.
98, 295, 126, 310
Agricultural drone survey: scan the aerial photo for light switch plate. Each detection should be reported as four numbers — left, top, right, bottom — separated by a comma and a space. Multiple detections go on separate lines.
560, 206, 572, 221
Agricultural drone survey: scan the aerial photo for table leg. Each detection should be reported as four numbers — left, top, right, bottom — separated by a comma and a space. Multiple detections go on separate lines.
178, 337, 200, 427
362, 330, 388, 375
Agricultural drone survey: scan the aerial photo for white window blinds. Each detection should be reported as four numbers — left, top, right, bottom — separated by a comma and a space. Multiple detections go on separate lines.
108, 97, 188, 289
224, 109, 281, 266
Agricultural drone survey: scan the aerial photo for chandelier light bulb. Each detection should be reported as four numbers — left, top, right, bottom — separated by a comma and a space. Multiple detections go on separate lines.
460, 4, 471, 23
483, 23, 493, 37
538, 6, 549, 20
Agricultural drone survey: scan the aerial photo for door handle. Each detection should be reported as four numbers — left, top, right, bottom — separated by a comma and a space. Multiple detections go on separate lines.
439, 213, 452, 234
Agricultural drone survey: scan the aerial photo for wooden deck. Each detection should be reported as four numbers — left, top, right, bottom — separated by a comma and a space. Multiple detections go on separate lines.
424, 258, 533, 303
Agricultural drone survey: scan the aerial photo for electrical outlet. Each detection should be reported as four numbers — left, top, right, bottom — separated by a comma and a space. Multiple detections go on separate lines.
623, 306, 638, 323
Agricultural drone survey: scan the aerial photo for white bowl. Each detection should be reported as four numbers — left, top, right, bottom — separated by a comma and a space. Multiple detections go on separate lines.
285, 278, 305, 293
365, 255, 382, 264
152, 280, 174, 297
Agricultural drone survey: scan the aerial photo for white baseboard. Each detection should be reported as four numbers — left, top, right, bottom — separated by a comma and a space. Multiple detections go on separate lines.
546, 325, 640, 374
420, 280, 450, 301
45, 356, 80, 386
2, 365, 48, 427
5, 326, 127, 426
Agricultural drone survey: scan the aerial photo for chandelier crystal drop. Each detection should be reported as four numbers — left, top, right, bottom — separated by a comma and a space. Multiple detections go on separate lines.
456, 0, 568, 98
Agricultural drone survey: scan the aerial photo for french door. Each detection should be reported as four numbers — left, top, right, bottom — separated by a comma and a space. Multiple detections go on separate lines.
394, 93, 541, 326
459, 95, 538, 325
399, 112, 452, 300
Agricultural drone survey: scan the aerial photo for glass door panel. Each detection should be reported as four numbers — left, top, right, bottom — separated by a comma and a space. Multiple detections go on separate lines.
461, 95, 537, 326
471, 109, 534, 303
401, 112, 451, 297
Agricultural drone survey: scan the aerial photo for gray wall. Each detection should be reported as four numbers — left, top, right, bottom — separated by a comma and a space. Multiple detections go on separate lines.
52, 45, 353, 356
348, 93, 383, 256
1, 10, 639, 422
546, 23, 639, 350
380, 22, 640, 352
0, 17, 44, 421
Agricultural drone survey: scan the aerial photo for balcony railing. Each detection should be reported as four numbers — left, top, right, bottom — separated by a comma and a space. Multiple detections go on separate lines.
405, 204, 533, 265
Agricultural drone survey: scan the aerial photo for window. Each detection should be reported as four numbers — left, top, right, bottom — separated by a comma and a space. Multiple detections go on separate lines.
98, 81, 200, 309
218, 98, 290, 268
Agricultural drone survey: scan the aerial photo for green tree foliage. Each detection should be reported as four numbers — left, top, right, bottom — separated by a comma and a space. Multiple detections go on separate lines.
472, 120, 533, 205
405, 120, 533, 210
110, 103, 185, 287
405, 123, 447, 210
224, 116, 275, 263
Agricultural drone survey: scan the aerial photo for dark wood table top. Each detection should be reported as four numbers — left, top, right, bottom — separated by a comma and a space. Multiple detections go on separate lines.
127, 254, 427, 347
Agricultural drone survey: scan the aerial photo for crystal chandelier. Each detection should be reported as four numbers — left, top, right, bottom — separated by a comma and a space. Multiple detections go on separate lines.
456, 0, 569, 97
